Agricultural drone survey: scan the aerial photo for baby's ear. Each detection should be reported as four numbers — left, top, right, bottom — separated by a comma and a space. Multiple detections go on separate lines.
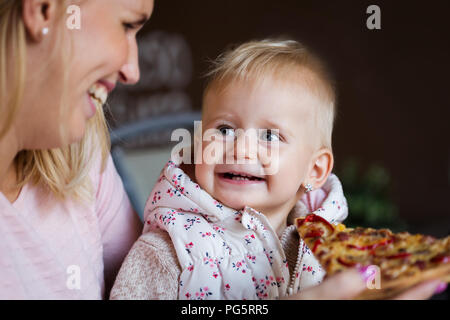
306, 148, 334, 190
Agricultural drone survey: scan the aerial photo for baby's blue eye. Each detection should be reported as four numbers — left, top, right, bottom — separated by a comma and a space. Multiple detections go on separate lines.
260, 129, 280, 142
217, 125, 235, 137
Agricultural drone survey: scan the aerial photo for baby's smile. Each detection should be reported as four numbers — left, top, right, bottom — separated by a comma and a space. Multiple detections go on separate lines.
217, 171, 265, 183
214, 164, 267, 195
215, 167, 267, 186
195, 75, 326, 215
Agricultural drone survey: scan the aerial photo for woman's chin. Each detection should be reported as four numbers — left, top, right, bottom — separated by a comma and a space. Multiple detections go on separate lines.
70, 131, 86, 145
67, 116, 88, 145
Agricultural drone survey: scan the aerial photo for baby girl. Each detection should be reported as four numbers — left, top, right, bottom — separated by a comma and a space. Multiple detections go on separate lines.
111, 39, 349, 300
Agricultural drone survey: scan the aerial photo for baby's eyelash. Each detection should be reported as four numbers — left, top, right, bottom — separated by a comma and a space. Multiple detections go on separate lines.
215, 121, 236, 130
216, 124, 235, 136
216, 124, 233, 130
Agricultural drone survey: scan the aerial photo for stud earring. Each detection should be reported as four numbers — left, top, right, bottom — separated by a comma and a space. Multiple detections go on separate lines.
42, 27, 49, 35
304, 183, 313, 193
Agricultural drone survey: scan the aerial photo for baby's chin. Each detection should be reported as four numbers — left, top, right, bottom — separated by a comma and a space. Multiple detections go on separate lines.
214, 193, 262, 212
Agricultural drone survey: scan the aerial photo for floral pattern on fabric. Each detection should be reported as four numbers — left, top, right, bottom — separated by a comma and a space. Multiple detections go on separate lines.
143, 160, 348, 299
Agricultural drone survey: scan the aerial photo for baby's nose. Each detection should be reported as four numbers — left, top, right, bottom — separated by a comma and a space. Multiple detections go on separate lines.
234, 129, 258, 162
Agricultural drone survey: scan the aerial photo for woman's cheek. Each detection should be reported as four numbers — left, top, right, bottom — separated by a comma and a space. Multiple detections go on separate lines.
80, 2, 129, 73
68, 108, 88, 143
108, 32, 129, 68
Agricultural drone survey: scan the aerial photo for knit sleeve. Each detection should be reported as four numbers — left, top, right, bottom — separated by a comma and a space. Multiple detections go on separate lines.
109, 228, 181, 300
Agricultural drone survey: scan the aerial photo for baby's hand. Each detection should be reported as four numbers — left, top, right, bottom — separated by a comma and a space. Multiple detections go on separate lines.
285, 268, 445, 300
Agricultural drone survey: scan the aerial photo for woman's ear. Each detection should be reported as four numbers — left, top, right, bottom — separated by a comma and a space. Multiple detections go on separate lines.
22, 0, 58, 42
305, 147, 334, 190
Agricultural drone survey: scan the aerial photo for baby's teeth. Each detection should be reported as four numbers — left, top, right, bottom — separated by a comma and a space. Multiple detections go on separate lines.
232, 176, 249, 181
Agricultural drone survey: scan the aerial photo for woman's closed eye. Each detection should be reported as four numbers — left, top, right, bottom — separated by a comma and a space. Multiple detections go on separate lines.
122, 16, 149, 33
122, 22, 144, 32
122, 22, 135, 31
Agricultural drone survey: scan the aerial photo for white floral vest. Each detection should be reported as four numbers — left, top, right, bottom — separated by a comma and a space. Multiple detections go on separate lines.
143, 160, 348, 300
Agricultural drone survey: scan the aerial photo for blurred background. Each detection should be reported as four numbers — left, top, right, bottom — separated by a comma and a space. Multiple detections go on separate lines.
106, 0, 450, 244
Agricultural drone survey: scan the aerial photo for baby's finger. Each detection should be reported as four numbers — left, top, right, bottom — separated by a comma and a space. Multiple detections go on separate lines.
392, 280, 445, 300
299, 269, 367, 300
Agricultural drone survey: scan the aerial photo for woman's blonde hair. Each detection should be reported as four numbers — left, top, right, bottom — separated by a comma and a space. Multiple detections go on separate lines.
204, 39, 336, 150
0, 0, 110, 202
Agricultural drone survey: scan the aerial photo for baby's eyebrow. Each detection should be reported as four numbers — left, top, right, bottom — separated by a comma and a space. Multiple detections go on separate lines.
262, 119, 282, 129
260, 119, 293, 137
204, 113, 238, 124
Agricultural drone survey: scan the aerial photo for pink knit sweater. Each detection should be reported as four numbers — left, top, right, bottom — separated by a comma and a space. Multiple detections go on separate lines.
0, 154, 142, 299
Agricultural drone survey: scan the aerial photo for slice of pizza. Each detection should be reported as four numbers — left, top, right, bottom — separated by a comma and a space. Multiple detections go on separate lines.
295, 214, 450, 299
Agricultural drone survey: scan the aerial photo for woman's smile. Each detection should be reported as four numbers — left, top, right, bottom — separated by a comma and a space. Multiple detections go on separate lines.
85, 81, 115, 119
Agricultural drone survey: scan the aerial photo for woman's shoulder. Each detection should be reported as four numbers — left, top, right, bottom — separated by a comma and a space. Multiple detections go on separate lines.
87, 151, 127, 213
88, 151, 115, 191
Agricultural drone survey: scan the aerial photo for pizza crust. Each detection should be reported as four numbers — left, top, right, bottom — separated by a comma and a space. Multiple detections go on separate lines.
355, 262, 450, 299
295, 214, 450, 299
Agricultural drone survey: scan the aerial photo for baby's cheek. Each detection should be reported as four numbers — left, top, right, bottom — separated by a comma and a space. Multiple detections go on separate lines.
269, 157, 305, 196
194, 163, 214, 194
268, 170, 294, 192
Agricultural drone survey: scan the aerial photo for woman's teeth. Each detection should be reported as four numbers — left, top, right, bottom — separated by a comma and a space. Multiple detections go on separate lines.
88, 84, 108, 108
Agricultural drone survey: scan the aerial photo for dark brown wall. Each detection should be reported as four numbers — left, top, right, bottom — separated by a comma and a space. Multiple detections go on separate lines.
135, 0, 450, 225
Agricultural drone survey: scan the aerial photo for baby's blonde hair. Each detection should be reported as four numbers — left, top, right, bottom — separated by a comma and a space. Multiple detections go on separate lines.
203, 39, 336, 150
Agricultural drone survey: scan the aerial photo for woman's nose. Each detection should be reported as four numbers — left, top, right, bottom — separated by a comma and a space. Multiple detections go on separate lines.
118, 40, 140, 85
119, 63, 140, 84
